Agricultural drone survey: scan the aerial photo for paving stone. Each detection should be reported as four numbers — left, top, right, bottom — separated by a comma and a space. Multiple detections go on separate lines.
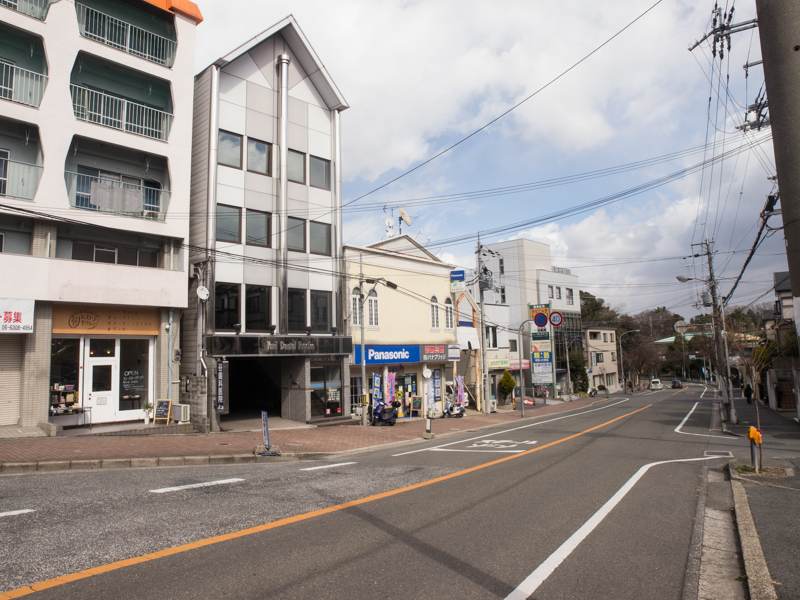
101, 459, 131, 469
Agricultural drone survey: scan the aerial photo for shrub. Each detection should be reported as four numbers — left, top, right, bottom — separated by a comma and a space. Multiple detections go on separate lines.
597, 384, 606, 391
498, 370, 517, 400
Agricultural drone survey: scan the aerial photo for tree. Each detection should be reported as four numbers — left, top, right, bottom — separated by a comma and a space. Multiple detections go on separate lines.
568, 350, 589, 392
580, 292, 621, 327
498, 370, 516, 402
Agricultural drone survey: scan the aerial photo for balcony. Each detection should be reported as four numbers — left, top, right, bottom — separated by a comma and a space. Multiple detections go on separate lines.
0, 0, 52, 20
0, 63, 47, 109
65, 170, 171, 221
70, 84, 172, 141
75, 2, 177, 68
0, 156, 43, 201
0, 23, 48, 108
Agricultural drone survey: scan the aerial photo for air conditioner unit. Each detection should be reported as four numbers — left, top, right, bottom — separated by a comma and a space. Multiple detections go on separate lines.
172, 403, 190, 423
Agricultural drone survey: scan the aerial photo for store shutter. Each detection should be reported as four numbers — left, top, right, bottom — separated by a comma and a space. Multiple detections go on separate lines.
0, 335, 24, 426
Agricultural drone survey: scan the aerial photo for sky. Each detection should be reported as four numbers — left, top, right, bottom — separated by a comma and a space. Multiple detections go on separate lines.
195, 0, 787, 319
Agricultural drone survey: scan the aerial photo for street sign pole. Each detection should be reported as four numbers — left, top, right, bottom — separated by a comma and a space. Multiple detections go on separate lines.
550, 302, 557, 399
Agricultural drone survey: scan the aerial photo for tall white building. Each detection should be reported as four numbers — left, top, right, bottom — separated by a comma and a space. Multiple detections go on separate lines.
0, 0, 202, 428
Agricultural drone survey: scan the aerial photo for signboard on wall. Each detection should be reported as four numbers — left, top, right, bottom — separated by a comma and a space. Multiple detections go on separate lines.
448, 345, 461, 360
53, 305, 159, 335
355, 345, 421, 365
421, 345, 448, 362
0, 298, 34, 333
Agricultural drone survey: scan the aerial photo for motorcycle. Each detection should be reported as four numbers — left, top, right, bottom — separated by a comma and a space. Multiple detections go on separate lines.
588, 388, 598, 397
443, 397, 465, 418
371, 400, 399, 426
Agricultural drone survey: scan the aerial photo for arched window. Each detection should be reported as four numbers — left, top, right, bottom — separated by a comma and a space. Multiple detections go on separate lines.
368, 290, 379, 327
351, 287, 362, 327
444, 297, 454, 330
430, 296, 440, 329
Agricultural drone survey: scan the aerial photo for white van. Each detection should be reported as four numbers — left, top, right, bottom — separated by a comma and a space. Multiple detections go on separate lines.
650, 379, 664, 391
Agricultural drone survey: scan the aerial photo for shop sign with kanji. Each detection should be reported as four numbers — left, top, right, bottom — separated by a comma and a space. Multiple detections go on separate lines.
0, 299, 35, 333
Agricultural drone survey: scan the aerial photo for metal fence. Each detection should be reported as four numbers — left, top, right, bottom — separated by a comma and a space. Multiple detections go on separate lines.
0, 157, 42, 201
70, 84, 173, 141
75, 3, 176, 67
65, 171, 169, 221
0, 0, 52, 20
0, 62, 47, 108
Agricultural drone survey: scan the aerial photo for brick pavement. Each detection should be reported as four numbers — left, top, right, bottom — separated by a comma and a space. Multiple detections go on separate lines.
0, 399, 600, 466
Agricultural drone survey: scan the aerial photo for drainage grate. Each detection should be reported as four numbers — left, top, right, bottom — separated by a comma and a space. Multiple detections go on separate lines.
705, 451, 733, 457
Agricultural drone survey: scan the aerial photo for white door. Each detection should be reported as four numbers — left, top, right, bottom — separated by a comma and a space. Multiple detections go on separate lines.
83, 338, 118, 423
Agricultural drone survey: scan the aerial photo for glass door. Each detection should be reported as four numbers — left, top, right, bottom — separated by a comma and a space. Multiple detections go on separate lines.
83, 338, 118, 423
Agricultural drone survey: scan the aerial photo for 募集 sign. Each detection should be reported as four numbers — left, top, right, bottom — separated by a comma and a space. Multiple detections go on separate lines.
0, 299, 35, 333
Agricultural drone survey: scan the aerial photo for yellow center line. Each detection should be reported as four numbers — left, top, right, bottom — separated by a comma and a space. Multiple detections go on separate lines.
1, 403, 653, 599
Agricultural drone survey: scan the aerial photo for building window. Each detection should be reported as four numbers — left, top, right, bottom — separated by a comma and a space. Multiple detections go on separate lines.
287, 217, 306, 252
548, 285, 554, 299
500, 286, 506, 303
445, 297, 454, 330
309, 155, 330, 190
218, 131, 242, 169
367, 290, 379, 327
245, 209, 270, 247
611, 352, 616, 362
610, 333, 615, 342
311, 290, 331, 332
72, 242, 157, 267
216, 204, 241, 243
0, 232, 4, 252
430, 296, 439, 330
603, 333, 608, 342
509, 339, 517, 353
309, 221, 331, 256
0, 149, 8, 195
596, 353, 604, 363
287, 288, 306, 333
288, 149, 305, 184
606, 374, 615, 387
215, 283, 239, 331
566, 288, 574, 305
247, 138, 271, 175
351, 287, 362, 327
486, 326, 498, 349
245, 285, 270, 332
556, 286, 562, 300
499, 258, 504, 274
74, 166, 162, 213
589, 332, 600, 340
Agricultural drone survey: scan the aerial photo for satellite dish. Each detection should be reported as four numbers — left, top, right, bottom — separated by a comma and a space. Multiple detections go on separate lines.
385, 228, 395, 237
197, 286, 209, 301
674, 320, 690, 334
385, 217, 394, 227
399, 208, 412, 226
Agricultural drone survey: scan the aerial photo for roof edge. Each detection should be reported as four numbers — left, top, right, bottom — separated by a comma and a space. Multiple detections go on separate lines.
141, 0, 203, 24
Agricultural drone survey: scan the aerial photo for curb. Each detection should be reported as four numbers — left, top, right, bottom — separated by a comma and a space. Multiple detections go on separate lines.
681, 465, 709, 600
728, 463, 778, 600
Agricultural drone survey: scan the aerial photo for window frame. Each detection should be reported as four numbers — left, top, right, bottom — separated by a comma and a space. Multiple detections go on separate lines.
287, 288, 307, 333
556, 286, 562, 300
215, 204, 242, 244
0, 149, 8, 196
310, 290, 332, 333
218, 130, 243, 169
351, 287, 362, 327
309, 220, 331, 256
246, 138, 272, 176
245, 285, 271, 332
287, 216, 306, 252
214, 282, 240, 332
499, 286, 506, 304
430, 296, 440, 330
596, 352, 604, 363
287, 149, 306, 184
548, 285, 554, 299
566, 288, 574, 305
444, 297, 454, 331
245, 208, 271, 248
309, 155, 331, 190
367, 290, 379, 328
499, 258, 504, 274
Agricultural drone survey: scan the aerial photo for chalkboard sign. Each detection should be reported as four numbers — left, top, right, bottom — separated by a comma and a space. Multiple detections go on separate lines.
412, 397, 422, 410
154, 399, 172, 424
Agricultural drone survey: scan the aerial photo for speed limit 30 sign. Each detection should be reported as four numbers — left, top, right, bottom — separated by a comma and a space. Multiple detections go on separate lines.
549, 311, 564, 327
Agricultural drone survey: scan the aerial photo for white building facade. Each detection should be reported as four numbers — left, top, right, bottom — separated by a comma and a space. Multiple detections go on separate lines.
0, 0, 201, 428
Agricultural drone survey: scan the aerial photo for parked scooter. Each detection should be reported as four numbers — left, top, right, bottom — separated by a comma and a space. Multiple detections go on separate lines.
588, 388, 598, 397
443, 397, 465, 418
371, 400, 399, 426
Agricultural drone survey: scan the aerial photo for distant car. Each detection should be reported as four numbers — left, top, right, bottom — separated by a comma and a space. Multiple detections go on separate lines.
650, 379, 664, 391
671, 380, 683, 389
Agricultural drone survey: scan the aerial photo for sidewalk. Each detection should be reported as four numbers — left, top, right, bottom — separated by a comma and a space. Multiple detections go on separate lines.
0, 397, 601, 471
724, 398, 800, 600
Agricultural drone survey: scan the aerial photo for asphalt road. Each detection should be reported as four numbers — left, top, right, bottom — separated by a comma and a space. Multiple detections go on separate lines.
1, 386, 749, 599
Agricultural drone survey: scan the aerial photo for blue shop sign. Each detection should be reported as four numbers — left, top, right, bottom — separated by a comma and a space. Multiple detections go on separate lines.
354, 345, 421, 365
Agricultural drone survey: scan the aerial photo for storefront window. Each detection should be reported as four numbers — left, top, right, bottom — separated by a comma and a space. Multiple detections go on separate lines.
215, 283, 240, 331
92, 364, 113, 391
288, 288, 306, 333
50, 339, 80, 388
89, 338, 115, 357
119, 339, 149, 410
310, 364, 342, 418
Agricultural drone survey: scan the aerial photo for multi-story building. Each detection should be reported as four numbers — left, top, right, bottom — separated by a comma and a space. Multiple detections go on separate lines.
182, 16, 352, 428
0, 0, 202, 429
583, 326, 620, 392
473, 238, 581, 395
344, 236, 457, 417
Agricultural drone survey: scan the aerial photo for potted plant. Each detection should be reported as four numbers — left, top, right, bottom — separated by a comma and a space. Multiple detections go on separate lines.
142, 402, 154, 425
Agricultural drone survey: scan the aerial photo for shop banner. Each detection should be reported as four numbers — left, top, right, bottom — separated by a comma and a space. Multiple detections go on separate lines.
421, 344, 448, 362
455, 376, 465, 405
509, 359, 530, 369
372, 373, 382, 400
386, 372, 396, 404
53, 305, 158, 335
354, 344, 420, 365
0, 298, 34, 333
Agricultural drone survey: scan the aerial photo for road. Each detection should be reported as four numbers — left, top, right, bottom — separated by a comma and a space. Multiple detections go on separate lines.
1, 386, 749, 599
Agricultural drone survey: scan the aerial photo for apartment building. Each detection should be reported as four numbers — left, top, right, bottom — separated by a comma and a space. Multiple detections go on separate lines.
0, 0, 202, 428
583, 326, 620, 392
182, 16, 352, 428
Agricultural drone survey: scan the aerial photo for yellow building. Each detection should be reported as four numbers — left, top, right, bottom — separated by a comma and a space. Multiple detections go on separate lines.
344, 236, 458, 417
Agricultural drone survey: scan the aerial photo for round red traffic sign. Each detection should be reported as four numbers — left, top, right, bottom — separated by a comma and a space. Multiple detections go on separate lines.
533, 313, 548, 328
549, 311, 564, 327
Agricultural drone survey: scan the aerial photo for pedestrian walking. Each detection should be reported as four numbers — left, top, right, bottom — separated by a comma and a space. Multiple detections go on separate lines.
744, 383, 753, 405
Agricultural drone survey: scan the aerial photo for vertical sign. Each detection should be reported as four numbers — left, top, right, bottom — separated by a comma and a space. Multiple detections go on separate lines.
433, 368, 442, 401
216, 360, 228, 413
261, 411, 270, 449
372, 373, 382, 401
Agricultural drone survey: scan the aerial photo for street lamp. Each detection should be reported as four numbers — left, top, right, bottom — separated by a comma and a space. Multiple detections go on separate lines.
618, 329, 640, 393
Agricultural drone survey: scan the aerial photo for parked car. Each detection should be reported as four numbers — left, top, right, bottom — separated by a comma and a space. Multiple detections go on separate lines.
671, 380, 683, 389
650, 379, 664, 391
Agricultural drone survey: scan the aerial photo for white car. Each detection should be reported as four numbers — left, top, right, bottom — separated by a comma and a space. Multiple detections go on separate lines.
650, 379, 664, 391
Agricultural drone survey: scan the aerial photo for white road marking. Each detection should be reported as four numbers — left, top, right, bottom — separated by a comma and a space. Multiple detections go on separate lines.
675, 402, 736, 440
699, 386, 707, 398
300, 462, 357, 471
150, 478, 245, 494
430, 449, 525, 454
392, 399, 630, 457
0, 509, 35, 518
504, 456, 724, 600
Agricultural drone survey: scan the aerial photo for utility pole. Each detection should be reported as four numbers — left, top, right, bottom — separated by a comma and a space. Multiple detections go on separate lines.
359, 251, 368, 426
477, 236, 491, 414
755, 0, 800, 342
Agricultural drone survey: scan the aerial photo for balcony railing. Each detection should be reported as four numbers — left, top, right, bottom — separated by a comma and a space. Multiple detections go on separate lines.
75, 3, 176, 68
0, 62, 47, 108
70, 84, 173, 141
0, 157, 43, 201
0, 0, 52, 20
65, 171, 170, 221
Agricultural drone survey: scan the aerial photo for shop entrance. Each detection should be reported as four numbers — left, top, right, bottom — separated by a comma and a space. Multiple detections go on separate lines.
83, 344, 118, 423
221, 358, 281, 429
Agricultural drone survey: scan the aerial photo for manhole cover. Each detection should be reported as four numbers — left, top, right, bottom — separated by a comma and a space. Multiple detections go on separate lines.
217, 443, 231, 446
285, 443, 304, 447
705, 451, 733, 457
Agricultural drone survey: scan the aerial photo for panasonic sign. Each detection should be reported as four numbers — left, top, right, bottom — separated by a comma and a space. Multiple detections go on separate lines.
355, 345, 421, 365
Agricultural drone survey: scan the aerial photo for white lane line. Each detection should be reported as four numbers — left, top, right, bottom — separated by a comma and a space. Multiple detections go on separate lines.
300, 462, 357, 471
504, 456, 724, 600
675, 402, 736, 440
699, 386, 707, 398
392, 399, 630, 457
430, 449, 525, 454
0, 509, 36, 518
150, 478, 244, 494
